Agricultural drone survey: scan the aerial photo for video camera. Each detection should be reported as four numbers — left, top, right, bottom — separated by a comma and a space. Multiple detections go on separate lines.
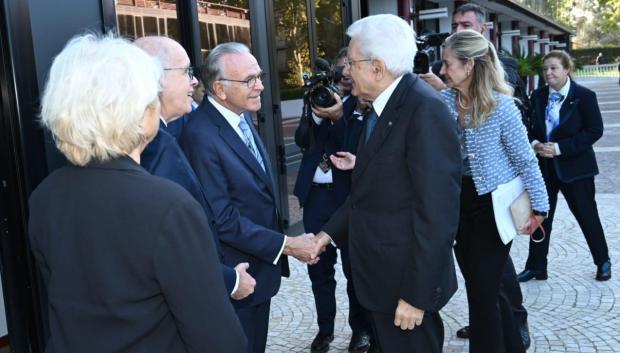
302, 58, 343, 108
413, 32, 450, 74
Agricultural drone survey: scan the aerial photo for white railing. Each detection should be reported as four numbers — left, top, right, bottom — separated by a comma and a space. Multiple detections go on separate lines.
574, 63, 620, 77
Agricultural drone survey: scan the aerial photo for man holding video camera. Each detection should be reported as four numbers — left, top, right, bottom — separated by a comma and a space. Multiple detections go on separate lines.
418, 3, 532, 349
293, 48, 373, 353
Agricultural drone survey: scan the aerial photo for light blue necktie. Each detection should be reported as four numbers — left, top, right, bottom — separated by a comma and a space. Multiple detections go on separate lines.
545, 92, 563, 141
238, 117, 265, 171
364, 108, 378, 144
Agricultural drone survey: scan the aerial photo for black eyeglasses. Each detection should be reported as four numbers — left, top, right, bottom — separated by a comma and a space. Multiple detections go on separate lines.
219, 72, 266, 88
344, 58, 372, 68
164, 66, 194, 80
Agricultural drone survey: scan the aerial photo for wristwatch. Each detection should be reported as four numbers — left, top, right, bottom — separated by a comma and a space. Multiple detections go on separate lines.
532, 210, 548, 219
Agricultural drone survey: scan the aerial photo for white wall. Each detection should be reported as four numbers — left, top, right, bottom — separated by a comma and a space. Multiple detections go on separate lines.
367, 0, 398, 15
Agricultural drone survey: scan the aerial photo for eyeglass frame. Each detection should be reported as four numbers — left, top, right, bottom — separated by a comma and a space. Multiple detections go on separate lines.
218, 72, 266, 88
163, 66, 195, 80
344, 58, 372, 68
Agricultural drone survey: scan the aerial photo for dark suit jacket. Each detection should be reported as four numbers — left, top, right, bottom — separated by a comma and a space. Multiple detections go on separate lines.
179, 98, 289, 309
293, 96, 364, 207
529, 80, 603, 183
28, 157, 246, 353
323, 74, 462, 314
141, 121, 237, 293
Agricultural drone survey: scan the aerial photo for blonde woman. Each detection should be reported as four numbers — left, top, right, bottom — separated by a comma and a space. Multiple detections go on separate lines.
438, 30, 548, 353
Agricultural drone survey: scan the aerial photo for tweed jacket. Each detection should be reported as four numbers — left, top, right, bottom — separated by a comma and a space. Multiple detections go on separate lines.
440, 89, 549, 212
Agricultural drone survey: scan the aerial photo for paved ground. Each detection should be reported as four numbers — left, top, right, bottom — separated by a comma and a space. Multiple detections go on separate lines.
268, 77, 620, 352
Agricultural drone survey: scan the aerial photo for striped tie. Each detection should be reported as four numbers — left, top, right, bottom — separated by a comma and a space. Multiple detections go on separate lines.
238, 117, 265, 171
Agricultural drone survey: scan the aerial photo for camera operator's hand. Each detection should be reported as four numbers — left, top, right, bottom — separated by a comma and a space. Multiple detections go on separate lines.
311, 93, 343, 121
418, 70, 447, 91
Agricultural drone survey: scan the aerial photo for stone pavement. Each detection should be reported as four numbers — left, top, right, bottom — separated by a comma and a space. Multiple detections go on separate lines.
267, 77, 620, 352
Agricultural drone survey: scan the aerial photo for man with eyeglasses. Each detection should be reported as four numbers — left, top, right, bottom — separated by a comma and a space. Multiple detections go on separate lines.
179, 42, 321, 353
136, 36, 256, 304
293, 47, 373, 353
313, 15, 461, 353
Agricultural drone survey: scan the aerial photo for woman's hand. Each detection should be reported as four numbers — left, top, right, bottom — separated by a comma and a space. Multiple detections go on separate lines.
520, 214, 545, 235
534, 142, 556, 158
330, 151, 356, 170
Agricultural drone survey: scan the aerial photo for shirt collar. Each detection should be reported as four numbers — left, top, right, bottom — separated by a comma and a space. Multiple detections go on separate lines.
208, 95, 243, 128
371, 75, 403, 117
550, 78, 570, 99
159, 116, 168, 127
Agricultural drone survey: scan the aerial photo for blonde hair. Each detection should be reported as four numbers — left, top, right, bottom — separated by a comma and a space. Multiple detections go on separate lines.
443, 30, 513, 127
40, 33, 162, 166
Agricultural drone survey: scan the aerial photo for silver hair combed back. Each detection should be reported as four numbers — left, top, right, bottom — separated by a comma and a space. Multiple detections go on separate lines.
203, 42, 251, 95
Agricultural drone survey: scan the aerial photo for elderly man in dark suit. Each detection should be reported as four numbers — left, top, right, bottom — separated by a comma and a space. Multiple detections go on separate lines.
314, 14, 462, 353
29, 33, 245, 353
179, 42, 319, 353
294, 48, 371, 353
136, 36, 255, 301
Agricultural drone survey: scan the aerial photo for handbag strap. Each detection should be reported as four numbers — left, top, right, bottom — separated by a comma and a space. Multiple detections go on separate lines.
527, 214, 546, 243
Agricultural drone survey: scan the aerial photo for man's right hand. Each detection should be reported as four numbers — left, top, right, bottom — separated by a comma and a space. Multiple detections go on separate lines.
231, 262, 256, 300
418, 71, 446, 91
311, 93, 344, 121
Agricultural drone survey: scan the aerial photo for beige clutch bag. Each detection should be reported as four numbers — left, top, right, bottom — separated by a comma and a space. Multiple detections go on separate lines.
509, 191, 531, 234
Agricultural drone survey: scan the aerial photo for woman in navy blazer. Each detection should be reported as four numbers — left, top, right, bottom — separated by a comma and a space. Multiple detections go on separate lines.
518, 50, 611, 282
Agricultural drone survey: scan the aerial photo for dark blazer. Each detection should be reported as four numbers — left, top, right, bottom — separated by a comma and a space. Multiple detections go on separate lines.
179, 98, 289, 309
529, 80, 603, 183
293, 96, 363, 207
141, 121, 237, 293
28, 157, 246, 353
323, 74, 462, 314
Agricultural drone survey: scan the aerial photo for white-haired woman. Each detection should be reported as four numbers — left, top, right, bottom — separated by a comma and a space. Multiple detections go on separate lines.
438, 30, 549, 353
28, 34, 246, 353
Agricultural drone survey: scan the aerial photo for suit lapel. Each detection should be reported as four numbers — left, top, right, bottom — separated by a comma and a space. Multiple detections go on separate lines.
555, 81, 579, 130
353, 74, 412, 179
202, 100, 275, 197
243, 112, 276, 196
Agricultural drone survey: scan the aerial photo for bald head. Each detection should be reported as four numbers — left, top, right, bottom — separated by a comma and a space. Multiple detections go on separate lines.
134, 36, 197, 121
134, 36, 185, 67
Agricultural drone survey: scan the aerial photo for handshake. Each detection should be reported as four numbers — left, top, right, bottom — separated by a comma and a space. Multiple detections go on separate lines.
283, 232, 333, 265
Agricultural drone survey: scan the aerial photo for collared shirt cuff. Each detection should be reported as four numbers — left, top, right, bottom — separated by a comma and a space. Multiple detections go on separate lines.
531, 140, 540, 149
554, 143, 561, 156
230, 269, 240, 297
312, 113, 324, 125
273, 235, 287, 265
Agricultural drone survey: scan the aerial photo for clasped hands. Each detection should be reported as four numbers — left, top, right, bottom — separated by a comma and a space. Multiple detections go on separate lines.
534, 142, 558, 158
284, 233, 329, 265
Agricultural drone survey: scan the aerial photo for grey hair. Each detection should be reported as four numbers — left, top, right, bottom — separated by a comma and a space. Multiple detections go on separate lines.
203, 42, 251, 95
40, 33, 162, 166
346, 14, 417, 77
453, 3, 486, 25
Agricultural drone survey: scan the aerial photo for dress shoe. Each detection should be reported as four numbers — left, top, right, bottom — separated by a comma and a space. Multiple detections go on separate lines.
517, 269, 548, 282
456, 325, 470, 339
596, 260, 611, 281
310, 332, 334, 353
519, 320, 531, 350
348, 332, 371, 353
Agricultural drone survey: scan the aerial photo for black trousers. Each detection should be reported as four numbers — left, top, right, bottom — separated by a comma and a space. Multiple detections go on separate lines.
454, 177, 525, 353
502, 256, 528, 328
236, 300, 270, 353
369, 310, 444, 353
303, 185, 370, 336
525, 164, 609, 271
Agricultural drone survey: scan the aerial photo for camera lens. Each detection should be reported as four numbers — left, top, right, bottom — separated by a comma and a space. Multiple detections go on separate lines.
310, 86, 336, 108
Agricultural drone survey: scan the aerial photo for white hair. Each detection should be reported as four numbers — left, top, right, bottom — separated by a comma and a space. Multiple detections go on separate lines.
41, 33, 162, 166
346, 14, 417, 77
